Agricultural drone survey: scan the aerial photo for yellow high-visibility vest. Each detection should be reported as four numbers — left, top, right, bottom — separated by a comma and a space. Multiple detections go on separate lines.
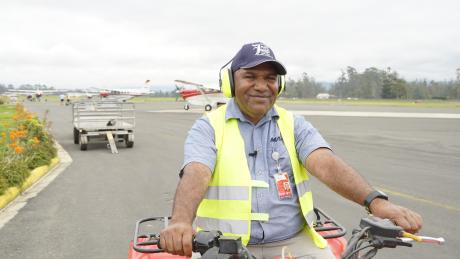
195, 104, 327, 248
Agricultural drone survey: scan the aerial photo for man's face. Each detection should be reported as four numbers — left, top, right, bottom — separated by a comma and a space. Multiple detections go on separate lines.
233, 62, 279, 124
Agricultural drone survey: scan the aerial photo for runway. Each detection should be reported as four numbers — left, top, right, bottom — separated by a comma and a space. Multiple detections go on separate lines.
148, 108, 460, 119
0, 101, 458, 259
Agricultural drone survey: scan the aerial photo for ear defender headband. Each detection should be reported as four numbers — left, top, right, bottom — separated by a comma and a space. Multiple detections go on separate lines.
219, 63, 286, 98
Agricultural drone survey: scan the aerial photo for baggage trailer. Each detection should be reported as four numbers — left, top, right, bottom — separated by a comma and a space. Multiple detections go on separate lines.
72, 100, 135, 153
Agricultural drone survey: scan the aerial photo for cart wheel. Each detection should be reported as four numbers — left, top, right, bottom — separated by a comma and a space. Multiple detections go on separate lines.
205, 104, 212, 111
125, 134, 134, 148
73, 128, 80, 144
80, 135, 88, 151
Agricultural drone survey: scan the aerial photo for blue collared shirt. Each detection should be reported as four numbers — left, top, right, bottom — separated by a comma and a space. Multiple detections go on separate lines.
182, 99, 331, 244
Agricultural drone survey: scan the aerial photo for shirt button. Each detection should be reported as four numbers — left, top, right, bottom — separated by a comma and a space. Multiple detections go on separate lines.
258, 193, 263, 198
257, 170, 263, 175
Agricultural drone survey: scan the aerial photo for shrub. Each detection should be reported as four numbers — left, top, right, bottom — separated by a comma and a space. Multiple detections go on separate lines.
0, 156, 29, 194
0, 104, 57, 195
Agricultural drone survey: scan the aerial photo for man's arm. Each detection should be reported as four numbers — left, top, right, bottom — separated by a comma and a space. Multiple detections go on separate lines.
159, 162, 211, 256
306, 148, 422, 233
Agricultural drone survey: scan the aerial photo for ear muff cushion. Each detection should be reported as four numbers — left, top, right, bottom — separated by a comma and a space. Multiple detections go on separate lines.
277, 75, 285, 96
220, 68, 233, 98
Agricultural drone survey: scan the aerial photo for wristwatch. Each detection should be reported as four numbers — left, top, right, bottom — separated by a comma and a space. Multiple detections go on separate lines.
364, 190, 388, 214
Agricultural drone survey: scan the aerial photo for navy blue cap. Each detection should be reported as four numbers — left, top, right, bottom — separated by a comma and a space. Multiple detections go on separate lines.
230, 42, 287, 75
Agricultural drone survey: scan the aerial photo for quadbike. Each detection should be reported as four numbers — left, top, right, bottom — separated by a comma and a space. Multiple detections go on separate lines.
128, 208, 444, 259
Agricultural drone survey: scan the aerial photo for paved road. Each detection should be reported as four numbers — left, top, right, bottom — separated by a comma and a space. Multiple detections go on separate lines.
0, 101, 459, 258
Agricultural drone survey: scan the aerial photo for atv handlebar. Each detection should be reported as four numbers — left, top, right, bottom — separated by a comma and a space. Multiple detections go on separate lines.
131, 214, 444, 259
341, 216, 444, 259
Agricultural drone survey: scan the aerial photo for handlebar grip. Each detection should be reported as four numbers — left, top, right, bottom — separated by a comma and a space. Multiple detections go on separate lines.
399, 236, 445, 245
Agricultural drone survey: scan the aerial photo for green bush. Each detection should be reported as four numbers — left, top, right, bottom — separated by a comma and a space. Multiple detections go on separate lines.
25, 143, 56, 169
0, 104, 57, 195
0, 156, 30, 194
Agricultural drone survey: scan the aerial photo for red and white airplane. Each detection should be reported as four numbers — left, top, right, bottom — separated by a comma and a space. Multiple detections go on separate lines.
96, 83, 153, 101
174, 80, 228, 111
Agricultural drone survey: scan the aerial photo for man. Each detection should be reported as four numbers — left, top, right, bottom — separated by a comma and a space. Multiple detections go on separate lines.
160, 42, 422, 258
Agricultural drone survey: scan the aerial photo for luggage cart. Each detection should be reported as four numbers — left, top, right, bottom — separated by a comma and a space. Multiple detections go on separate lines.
72, 100, 135, 153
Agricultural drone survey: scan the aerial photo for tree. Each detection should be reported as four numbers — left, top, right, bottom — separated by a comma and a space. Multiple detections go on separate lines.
392, 78, 407, 99
381, 76, 394, 99
330, 70, 347, 98
283, 73, 325, 98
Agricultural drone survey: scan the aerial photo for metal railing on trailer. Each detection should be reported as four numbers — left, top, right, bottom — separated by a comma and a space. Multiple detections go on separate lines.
72, 100, 135, 153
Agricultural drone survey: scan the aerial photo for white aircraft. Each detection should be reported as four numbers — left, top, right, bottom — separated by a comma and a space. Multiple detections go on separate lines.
174, 80, 228, 111
98, 82, 153, 100
5, 87, 57, 101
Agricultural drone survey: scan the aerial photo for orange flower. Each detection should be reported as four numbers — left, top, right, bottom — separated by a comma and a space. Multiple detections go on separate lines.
15, 146, 25, 154
9, 142, 17, 148
15, 130, 27, 138
10, 132, 16, 141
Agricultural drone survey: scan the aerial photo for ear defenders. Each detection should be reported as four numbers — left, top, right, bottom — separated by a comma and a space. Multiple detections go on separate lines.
219, 65, 286, 98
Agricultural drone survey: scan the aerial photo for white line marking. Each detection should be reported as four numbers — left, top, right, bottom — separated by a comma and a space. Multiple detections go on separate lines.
0, 142, 72, 230
293, 110, 460, 119
146, 109, 460, 119
147, 109, 203, 114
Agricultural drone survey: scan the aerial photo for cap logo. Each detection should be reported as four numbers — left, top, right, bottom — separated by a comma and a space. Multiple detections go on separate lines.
251, 43, 273, 58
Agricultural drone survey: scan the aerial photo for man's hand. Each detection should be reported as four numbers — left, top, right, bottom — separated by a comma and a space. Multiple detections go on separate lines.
159, 221, 195, 257
369, 198, 423, 234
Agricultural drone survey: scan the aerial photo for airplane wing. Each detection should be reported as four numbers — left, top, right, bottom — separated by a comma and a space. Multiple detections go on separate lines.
174, 79, 212, 102
7, 89, 67, 95
174, 80, 204, 87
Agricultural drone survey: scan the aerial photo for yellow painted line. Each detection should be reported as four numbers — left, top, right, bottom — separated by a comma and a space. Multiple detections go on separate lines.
376, 186, 460, 213
0, 157, 60, 210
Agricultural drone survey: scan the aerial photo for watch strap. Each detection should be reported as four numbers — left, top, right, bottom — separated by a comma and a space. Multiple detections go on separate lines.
364, 190, 388, 213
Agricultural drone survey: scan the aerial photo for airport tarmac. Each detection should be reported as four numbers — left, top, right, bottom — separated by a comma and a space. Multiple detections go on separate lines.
0, 101, 459, 259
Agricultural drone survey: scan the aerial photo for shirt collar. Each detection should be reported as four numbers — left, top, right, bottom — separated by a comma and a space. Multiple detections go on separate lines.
225, 98, 279, 125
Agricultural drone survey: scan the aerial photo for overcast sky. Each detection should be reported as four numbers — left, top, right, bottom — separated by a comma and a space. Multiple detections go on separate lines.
1, 0, 459, 89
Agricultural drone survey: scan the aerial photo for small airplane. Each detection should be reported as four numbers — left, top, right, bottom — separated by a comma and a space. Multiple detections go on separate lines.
97, 82, 153, 100
174, 80, 228, 111
5, 87, 55, 101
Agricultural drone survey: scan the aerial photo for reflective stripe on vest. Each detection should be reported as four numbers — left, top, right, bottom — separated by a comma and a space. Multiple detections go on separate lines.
196, 104, 327, 248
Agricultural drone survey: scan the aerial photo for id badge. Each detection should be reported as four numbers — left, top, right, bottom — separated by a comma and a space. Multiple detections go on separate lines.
274, 172, 293, 200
